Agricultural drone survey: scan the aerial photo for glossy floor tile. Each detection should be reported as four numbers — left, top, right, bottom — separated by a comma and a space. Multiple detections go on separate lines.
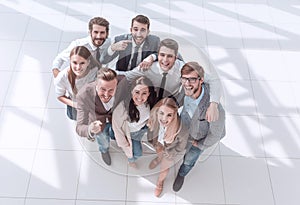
0, 0, 300, 204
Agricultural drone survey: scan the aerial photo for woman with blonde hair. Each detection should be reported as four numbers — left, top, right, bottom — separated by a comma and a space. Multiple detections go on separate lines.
54, 46, 101, 120
147, 97, 188, 197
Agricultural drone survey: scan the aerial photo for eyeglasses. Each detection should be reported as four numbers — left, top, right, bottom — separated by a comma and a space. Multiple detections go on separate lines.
180, 77, 200, 83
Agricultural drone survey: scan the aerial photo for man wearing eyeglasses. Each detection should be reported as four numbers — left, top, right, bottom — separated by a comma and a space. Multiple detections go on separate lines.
125, 38, 221, 122
172, 62, 226, 192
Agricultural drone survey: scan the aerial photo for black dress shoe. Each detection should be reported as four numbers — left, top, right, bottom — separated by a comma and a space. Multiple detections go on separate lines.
173, 174, 185, 192
101, 151, 111, 165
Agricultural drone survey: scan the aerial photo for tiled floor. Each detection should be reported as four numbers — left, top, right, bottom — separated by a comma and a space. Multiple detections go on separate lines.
0, 0, 300, 204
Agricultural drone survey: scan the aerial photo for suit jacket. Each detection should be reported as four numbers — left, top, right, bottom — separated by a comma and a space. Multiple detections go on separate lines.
101, 34, 160, 71
76, 76, 128, 138
112, 100, 133, 158
178, 83, 226, 151
147, 118, 189, 160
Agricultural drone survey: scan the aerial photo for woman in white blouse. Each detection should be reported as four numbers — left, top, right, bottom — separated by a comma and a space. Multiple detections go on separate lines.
147, 97, 189, 197
54, 46, 101, 120
112, 76, 156, 168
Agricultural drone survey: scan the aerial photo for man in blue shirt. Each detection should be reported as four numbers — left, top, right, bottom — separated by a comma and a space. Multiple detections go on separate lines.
173, 62, 226, 192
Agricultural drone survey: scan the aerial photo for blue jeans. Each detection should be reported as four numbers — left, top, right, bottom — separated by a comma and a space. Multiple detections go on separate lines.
67, 105, 77, 120
95, 123, 115, 153
128, 125, 148, 162
178, 144, 203, 177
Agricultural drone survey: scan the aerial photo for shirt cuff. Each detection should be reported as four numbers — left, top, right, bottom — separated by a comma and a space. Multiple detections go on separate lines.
108, 45, 115, 56
151, 54, 157, 61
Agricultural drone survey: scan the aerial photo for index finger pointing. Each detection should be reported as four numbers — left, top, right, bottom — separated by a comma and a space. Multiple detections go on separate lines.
123, 39, 132, 44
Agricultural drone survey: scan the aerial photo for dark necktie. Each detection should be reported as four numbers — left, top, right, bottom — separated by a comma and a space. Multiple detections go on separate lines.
158, 72, 168, 101
130, 45, 140, 70
96, 47, 100, 62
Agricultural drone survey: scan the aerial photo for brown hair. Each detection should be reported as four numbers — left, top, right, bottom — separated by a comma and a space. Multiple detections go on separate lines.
68, 46, 92, 95
181, 62, 204, 78
148, 97, 180, 144
158, 38, 178, 56
131, 14, 150, 29
96, 68, 117, 82
129, 76, 156, 122
88, 17, 110, 33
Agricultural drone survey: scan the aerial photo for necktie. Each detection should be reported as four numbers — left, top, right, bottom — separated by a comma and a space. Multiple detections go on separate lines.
130, 45, 140, 70
158, 72, 168, 101
96, 47, 100, 62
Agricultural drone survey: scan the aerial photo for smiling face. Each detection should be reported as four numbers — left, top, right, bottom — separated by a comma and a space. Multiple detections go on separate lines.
157, 105, 176, 128
131, 84, 150, 106
96, 79, 118, 103
70, 54, 90, 77
130, 20, 149, 45
181, 70, 203, 99
158, 46, 176, 72
90, 24, 108, 47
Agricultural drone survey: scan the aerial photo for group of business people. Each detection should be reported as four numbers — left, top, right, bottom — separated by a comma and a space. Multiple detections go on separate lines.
52, 15, 226, 197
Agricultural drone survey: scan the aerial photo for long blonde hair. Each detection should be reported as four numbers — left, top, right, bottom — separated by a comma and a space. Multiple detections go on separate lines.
148, 97, 180, 144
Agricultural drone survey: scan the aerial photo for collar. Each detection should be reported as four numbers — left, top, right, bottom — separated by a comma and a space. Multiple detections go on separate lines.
88, 36, 98, 51
102, 96, 115, 111
132, 38, 145, 49
158, 63, 175, 76
88, 35, 109, 51
185, 84, 205, 106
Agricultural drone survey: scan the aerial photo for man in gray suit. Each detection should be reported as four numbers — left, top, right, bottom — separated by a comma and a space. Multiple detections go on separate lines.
173, 62, 226, 192
76, 68, 126, 165
100, 15, 160, 71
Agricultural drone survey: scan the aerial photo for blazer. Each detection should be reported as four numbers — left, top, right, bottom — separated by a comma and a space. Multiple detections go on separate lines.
178, 83, 226, 151
112, 101, 133, 158
101, 34, 160, 71
147, 118, 189, 160
76, 76, 128, 138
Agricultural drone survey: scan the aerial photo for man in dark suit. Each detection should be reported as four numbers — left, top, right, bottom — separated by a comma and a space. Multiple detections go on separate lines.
76, 68, 126, 165
100, 15, 160, 71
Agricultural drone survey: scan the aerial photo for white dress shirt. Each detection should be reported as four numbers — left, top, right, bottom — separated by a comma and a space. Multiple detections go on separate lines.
52, 36, 111, 70
124, 59, 221, 103
54, 66, 98, 101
